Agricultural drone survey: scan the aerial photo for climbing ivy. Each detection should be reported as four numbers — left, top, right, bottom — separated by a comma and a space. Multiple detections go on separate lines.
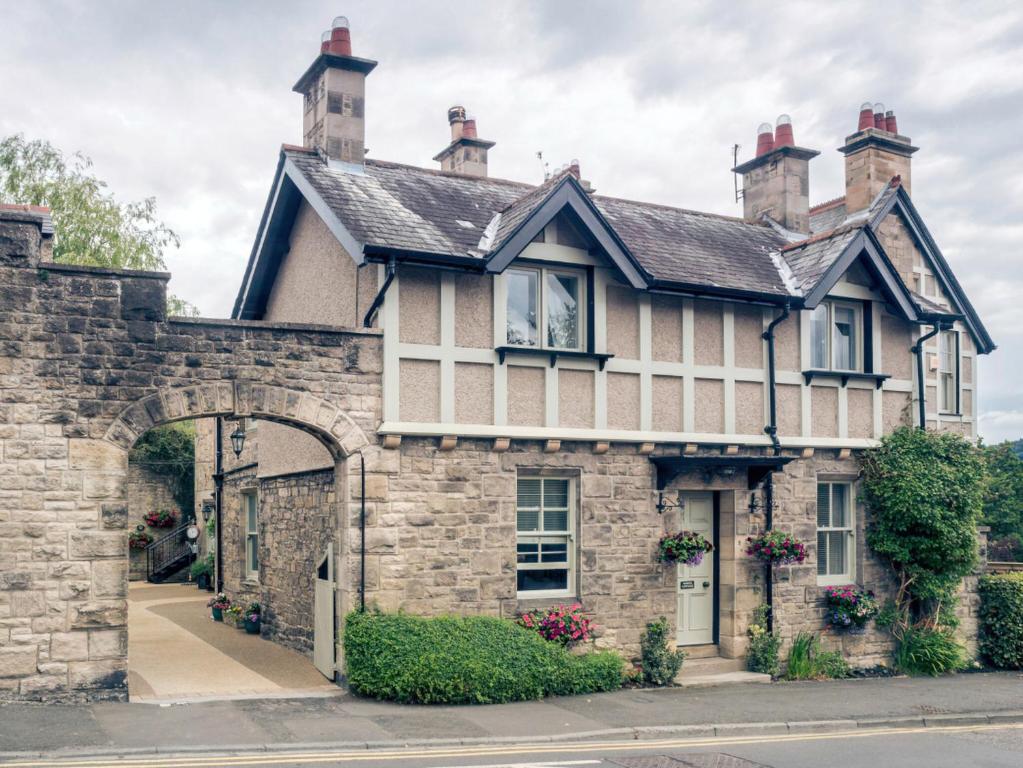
861, 426, 985, 619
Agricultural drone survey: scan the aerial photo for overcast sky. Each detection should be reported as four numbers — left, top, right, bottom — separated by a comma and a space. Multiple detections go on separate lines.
2, 1, 1021, 441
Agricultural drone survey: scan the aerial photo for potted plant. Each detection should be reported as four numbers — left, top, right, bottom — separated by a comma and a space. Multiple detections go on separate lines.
144, 509, 177, 528
745, 530, 808, 565
244, 603, 261, 635
656, 531, 714, 566
189, 557, 212, 590
824, 585, 879, 632
225, 604, 244, 628
207, 592, 230, 621
128, 530, 153, 550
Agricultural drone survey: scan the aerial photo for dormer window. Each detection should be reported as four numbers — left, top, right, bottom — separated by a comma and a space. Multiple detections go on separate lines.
506, 266, 584, 351
810, 300, 863, 372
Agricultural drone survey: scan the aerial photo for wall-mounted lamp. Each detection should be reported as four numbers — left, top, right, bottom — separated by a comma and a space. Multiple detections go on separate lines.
229, 423, 246, 459
655, 491, 685, 516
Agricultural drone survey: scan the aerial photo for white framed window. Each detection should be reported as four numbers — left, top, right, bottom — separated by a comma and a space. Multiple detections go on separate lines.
243, 490, 259, 581
817, 482, 855, 585
516, 476, 575, 597
810, 300, 863, 372
506, 266, 584, 351
938, 329, 959, 414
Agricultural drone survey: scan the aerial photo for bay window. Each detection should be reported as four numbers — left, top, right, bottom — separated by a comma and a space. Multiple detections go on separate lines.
516, 476, 575, 596
506, 267, 584, 351
817, 481, 855, 585
810, 301, 863, 372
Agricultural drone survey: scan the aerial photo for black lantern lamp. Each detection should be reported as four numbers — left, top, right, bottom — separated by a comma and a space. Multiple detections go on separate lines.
229, 422, 246, 458
655, 490, 684, 516
201, 501, 214, 523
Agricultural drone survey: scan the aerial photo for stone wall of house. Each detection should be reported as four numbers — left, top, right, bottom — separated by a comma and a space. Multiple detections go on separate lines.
220, 467, 260, 609
126, 462, 181, 581
0, 209, 380, 701
257, 469, 336, 655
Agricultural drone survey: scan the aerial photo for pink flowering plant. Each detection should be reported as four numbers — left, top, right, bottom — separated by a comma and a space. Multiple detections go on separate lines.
824, 586, 879, 630
657, 531, 714, 566
207, 592, 231, 610
745, 530, 808, 565
517, 603, 593, 647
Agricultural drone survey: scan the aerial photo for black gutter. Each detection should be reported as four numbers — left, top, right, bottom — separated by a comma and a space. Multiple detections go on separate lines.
362, 257, 397, 328
912, 323, 945, 429
649, 280, 793, 307
762, 303, 792, 455
214, 416, 224, 593
359, 453, 367, 612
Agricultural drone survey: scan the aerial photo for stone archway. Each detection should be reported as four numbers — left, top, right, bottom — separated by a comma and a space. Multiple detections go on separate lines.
0, 209, 382, 701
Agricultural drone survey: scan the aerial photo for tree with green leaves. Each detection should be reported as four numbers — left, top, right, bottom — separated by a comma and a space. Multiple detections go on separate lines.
980, 441, 1023, 560
0, 134, 196, 315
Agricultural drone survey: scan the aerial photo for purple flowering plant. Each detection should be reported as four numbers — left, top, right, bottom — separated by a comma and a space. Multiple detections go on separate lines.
824, 585, 879, 630
745, 530, 808, 565
657, 531, 714, 566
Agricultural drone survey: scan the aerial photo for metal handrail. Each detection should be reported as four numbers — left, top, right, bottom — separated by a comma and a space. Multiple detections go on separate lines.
146, 522, 193, 581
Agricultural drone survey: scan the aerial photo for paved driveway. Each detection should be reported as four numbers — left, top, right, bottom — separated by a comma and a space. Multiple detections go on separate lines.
127, 582, 338, 702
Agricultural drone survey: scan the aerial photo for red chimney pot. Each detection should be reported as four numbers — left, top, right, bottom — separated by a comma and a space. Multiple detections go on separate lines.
858, 102, 874, 131
873, 102, 885, 129
325, 16, 352, 56
755, 123, 774, 157
884, 110, 898, 134
774, 114, 794, 148
462, 119, 478, 139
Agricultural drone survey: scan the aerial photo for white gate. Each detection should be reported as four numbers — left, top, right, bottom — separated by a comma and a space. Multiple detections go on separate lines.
313, 542, 335, 680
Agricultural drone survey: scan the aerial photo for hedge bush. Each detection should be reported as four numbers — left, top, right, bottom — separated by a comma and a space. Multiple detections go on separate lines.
979, 573, 1023, 669
343, 611, 624, 704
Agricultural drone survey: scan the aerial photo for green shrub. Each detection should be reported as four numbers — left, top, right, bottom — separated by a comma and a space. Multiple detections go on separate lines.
784, 632, 849, 680
978, 573, 1023, 669
639, 617, 686, 685
894, 625, 965, 676
861, 428, 984, 615
746, 605, 781, 677
343, 611, 623, 704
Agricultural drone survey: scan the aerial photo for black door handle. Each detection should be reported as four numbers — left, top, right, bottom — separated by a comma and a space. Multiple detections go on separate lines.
703, 581, 710, 588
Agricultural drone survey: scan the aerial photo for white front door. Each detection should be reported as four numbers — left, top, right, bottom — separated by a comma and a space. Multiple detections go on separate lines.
676, 492, 715, 646
313, 543, 335, 681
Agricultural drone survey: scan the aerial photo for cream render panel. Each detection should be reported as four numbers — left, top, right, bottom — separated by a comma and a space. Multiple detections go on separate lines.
559, 369, 595, 429
606, 285, 640, 360
650, 296, 683, 363
693, 300, 724, 366
399, 267, 441, 345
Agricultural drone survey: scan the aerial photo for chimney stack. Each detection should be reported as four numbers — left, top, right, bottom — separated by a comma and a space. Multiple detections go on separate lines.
293, 17, 378, 170
732, 114, 820, 234
839, 101, 918, 212
433, 105, 496, 177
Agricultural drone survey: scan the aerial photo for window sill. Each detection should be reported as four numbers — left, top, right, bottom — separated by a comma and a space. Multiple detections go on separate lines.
802, 369, 891, 389
516, 592, 578, 605
496, 346, 614, 370
816, 576, 856, 588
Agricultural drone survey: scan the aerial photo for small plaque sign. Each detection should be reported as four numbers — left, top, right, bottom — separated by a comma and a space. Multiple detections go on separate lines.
679, 580, 695, 590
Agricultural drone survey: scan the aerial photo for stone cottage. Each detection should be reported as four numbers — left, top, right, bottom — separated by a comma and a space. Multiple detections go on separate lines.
198, 16, 994, 678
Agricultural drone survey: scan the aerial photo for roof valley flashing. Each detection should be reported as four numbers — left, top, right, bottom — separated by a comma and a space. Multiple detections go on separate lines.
235, 20, 992, 355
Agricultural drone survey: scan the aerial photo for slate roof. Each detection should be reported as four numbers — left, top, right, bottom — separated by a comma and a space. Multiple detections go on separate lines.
778, 226, 862, 295
912, 290, 958, 317
809, 198, 848, 234
285, 149, 792, 297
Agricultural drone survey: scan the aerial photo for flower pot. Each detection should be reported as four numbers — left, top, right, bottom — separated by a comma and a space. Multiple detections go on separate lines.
196, 574, 210, 590
211, 607, 224, 621
244, 618, 261, 635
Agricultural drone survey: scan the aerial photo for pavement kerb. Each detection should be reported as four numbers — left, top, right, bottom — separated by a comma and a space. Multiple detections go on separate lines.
4, 710, 1023, 763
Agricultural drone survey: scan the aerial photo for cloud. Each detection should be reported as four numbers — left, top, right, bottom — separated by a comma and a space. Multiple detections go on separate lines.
1, 0, 1019, 441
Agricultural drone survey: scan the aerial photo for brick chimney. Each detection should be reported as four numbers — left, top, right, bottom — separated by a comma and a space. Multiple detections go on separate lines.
292, 17, 378, 169
433, 106, 496, 177
839, 102, 918, 212
732, 115, 820, 234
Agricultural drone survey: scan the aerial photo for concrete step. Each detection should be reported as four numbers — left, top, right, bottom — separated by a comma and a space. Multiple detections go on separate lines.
676, 670, 773, 688
679, 643, 719, 659
678, 655, 746, 676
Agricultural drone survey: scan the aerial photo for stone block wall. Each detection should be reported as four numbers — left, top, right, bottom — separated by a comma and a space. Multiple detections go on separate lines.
127, 462, 182, 580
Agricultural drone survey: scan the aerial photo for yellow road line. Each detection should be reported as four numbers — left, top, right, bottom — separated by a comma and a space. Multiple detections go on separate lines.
5, 721, 1021, 768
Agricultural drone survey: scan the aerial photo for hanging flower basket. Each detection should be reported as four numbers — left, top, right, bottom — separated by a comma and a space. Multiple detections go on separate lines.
824, 585, 879, 631
144, 510, 177, 528
128, 531, 153, 550
657, 531, 714, 566
745, 531, 807, 565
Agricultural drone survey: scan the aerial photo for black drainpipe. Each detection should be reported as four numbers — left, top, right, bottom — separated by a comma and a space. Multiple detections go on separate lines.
363, 257, 397, 328
760, 302, 790, 633
762, 302, 791, 456
912, 323, 943, 430
359, 452, 367, 612
214, 416, 224, 593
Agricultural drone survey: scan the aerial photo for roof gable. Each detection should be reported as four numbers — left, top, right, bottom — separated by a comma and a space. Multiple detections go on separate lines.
869, 185, 994, 353
484, 174, 649, 289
